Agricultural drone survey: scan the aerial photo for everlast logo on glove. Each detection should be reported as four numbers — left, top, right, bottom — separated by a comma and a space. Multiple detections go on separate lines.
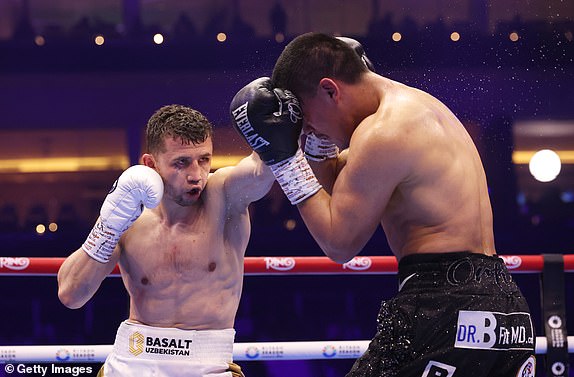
231, 102, 271, 151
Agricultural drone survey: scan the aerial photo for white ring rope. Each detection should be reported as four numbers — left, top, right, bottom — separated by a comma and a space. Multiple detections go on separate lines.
0, 337, 572, 363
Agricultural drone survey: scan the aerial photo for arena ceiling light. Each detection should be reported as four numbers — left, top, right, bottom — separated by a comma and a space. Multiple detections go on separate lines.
94, 35, 105, 46
528, 149, 562, 182
450, 32, 461, 42
153, 33, 164, 45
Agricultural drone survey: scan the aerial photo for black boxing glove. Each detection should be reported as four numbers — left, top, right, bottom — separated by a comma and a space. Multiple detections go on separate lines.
230, 77, 302, 165
337, 36, 375, 72
230, 77, 322, 204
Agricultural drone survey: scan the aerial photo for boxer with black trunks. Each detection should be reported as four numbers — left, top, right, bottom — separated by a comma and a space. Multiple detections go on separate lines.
353, 252, 535, 376
229, 33, 536, 376
58, 105, 274, 377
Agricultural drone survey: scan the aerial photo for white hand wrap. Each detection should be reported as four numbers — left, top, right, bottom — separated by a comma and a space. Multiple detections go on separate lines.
270, 149, 322, 205
82, 165, 164, 263
304, 133, 339, 162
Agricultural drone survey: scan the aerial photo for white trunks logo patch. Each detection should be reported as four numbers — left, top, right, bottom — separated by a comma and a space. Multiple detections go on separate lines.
516, 355, 536, 377
455, 310, 534, 351
421, 361, 456, 377
129, 332, 145, 356
128, 331, 194, 357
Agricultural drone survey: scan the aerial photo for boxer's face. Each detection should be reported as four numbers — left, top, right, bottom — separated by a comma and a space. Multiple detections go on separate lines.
299, 76, 358, 149
153, 136, 212, 206
301, 94, 349, 149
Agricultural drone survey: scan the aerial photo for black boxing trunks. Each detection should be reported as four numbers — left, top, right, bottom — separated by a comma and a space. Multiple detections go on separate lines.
346, 252, 536, 377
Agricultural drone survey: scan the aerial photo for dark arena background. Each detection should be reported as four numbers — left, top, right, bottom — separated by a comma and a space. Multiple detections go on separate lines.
0, 0, 573, 376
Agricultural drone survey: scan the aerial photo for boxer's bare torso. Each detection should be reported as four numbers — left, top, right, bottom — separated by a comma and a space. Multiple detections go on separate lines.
120, 169, 250, 330
299, 74, 495, 262
58, 136, 273, 330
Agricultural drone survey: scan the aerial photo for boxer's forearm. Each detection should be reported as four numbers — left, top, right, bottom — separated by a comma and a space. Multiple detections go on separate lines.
308, 149, 348, 194
57, 245, 118, 309
308, 159, 338, 194
297, 189, 360, 264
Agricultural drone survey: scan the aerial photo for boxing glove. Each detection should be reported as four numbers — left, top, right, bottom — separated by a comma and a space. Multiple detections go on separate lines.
230, 77, 321, 205
230, 77, 302, 165
337, 36, 375, 72
82, 165, 164, 263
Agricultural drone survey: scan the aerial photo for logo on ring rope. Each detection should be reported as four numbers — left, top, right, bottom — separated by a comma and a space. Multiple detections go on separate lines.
343, 257, 372, 271
129, 332, 145, 356
55, 348, 71, 361
0, 257, 30, 270
245, 346, 260, 359
322, 345, 336, 358
264, 257, 295, 271
500, 255, 522, 269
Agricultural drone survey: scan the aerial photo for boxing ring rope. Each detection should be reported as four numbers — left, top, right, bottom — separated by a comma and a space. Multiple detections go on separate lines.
0, 254, 573, 364
1, 338, 574, 363
1, 255, 574, 276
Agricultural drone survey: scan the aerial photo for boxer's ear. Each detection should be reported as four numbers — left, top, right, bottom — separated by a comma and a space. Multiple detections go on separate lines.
319, 78, 339, 102
142, 154, 156, 169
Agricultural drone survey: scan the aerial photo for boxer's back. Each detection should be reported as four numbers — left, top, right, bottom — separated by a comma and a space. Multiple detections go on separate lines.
374, 81, 495, 259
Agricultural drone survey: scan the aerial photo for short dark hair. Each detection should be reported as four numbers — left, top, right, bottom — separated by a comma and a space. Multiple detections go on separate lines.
145, 104, 213, 153
271, 32, 368, 99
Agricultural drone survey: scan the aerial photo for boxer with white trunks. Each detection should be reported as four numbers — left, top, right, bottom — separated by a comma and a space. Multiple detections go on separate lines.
58, 104, 275, 376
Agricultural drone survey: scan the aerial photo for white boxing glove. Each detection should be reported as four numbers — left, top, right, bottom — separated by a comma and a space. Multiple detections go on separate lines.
81, 165, 164, 263
304, 132, 339, 162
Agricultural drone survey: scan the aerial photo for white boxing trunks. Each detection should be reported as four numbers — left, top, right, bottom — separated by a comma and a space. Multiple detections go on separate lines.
101, 321, 236, 377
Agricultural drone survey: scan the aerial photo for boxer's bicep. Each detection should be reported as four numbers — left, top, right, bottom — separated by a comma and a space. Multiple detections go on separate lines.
221, 152, 275, 212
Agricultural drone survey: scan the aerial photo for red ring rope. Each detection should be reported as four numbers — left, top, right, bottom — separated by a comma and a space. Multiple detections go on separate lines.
0, 255, 572, 276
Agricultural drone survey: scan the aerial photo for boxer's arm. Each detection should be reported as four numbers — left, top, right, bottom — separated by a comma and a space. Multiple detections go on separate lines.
220, 152, 275, 210
298, 126, 409, 263
57, 240, 121, 309
230, 77, 321, 205
58, 165, 163, 308
308, 149, 348, 194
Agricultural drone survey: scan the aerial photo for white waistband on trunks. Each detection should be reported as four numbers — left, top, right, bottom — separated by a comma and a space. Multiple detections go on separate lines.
112, 320, 235, 364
